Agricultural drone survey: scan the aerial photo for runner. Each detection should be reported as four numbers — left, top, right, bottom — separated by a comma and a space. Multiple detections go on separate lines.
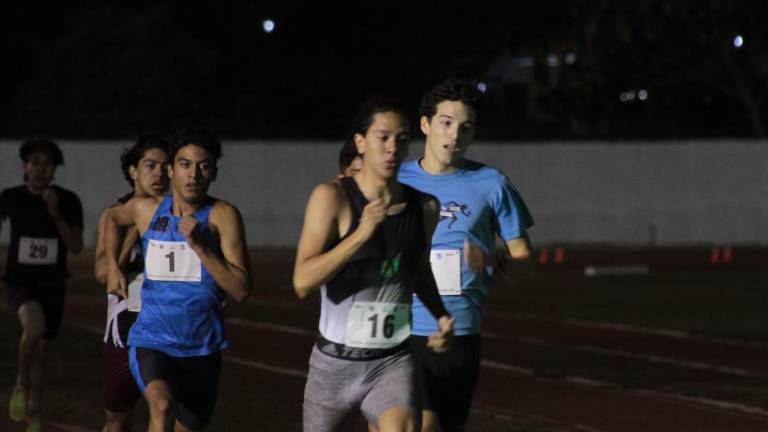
105, 128, 251, 431
1, 138, 84, 432
94, 134, 169, 431
293, 97, 454, 432
398, 79, 534, 432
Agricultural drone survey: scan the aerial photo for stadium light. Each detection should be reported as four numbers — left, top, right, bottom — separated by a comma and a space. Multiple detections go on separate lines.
263, 19, 276, 34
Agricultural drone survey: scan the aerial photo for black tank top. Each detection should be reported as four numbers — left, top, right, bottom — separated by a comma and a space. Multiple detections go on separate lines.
325, 177, 426, 304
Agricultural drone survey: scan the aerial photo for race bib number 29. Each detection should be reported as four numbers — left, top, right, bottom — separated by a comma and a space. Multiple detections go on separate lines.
145, 239, 201, 282
345, 302, 410, 349
18, 236, 58, 265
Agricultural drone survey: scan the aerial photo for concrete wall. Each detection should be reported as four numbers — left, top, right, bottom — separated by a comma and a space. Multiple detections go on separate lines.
2, 140, 767, 247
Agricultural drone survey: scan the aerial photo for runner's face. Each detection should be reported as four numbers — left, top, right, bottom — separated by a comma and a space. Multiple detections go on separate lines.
421, 100, 476, 167
24, 153, 56, 189
355, 111, 409, 180
133, 148, 168, 198
168, 144, 216, 202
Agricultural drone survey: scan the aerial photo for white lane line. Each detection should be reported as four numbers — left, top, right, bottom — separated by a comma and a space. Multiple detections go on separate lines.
471, 406, 607, 432
481, 360, 534, 376
483, 331, 768, 379
247, 296, 768, 349
26, 308, 768, 426
225, 356, 307, 378
487, 311, 768, 349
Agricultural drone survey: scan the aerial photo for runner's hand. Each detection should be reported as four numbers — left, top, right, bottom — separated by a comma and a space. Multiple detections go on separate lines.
41, 188, 61, 220
179, 216, 203, 251
427, 315, 454, 353
357, 198, 387, 241
106, 263, 128, 298
464, 239, 491, 273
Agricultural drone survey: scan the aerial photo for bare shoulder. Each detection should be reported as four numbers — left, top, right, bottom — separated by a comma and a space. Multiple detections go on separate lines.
210, 199, 243, 222
308, 181, 346, 212
133, 195, 162, 214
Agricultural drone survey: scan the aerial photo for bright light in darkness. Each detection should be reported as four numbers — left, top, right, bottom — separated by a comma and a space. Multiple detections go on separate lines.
638, 89, 648, 101
564, 52, 577, 65
262, 19, 276, 34
477, 82, 487, 93
734, 35, 744, 48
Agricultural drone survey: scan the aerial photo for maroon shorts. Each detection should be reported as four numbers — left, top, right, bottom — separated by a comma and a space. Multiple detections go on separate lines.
102, 343, 142, 413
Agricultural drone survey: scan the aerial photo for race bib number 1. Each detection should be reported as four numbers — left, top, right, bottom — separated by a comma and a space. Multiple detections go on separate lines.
145, 240, 201, 282
18, 236, 58, 265
345, 302, 410, 349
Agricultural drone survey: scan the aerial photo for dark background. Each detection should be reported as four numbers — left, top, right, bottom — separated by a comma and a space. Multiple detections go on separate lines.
2, 0, 767, 140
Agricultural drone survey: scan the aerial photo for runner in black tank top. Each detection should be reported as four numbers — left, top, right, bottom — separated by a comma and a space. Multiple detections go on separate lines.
294, 98, 454, 431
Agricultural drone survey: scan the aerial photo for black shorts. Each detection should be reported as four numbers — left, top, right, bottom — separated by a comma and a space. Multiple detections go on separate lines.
129, 347, 222, 430
102, 343, 142, 413
408, 335, 482, 432
6, 280, 65, 339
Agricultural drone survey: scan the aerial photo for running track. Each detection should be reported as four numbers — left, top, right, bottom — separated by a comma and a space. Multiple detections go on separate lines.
60, 291, 768, 432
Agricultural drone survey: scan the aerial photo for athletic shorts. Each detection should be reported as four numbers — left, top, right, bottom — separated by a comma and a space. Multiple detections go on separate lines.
129, 346, 222, 430
102, 343, 142, 413
303, 346, 421, 432
6, 280, 65, 339
408, 335, 482, 432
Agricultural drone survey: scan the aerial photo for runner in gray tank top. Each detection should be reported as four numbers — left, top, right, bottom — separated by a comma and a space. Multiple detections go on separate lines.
294, 97, 455, 432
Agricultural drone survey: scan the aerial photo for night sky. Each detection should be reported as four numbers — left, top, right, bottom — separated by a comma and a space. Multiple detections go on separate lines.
2, 1, 766, 140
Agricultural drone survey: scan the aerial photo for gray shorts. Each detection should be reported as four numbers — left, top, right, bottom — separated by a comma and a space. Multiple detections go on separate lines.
303, 346, 421, 431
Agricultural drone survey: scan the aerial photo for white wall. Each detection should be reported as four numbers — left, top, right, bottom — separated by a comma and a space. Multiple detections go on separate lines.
2, 140, 766, 247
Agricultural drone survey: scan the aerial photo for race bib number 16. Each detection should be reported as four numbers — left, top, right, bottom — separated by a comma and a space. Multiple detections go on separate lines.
345, 302, 410, 349
145, 240, 201, 282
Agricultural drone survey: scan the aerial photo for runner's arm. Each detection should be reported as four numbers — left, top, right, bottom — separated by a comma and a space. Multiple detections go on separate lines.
196, 202, 252, 302
413, 196, 450, 320
293, 183, 382, 299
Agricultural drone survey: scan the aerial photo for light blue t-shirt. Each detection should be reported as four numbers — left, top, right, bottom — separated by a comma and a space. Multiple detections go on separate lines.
398, 158, 533, 336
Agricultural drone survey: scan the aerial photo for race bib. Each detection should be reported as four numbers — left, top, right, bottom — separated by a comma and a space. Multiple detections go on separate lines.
345, 302, 410, 349
127, 273, 144, 312
430, 249, 461, 295
18, 236, 58, 265
145, 240, 201, 282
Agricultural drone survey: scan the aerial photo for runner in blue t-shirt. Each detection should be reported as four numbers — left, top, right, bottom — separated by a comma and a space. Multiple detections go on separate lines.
104, 128, 252, 431
398, 79, 534, 432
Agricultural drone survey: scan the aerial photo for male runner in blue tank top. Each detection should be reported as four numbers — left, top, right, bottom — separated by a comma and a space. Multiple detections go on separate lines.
398, 79, 534, 432
94, 134, 169, 432
104, 128, 252, 432
1, 138, 83, 432
294, 97, 454, 432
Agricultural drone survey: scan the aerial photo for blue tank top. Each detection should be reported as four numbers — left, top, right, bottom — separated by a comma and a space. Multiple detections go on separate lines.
128, 195, 230, 356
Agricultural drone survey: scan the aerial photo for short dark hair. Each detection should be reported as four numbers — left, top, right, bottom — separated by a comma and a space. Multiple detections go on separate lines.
350, 96, 408, 137
20, 138, 64, 166
169, 128, 222, 163
419, 79, 482, 121
119, 134, 169, 187
338, 140, 360, 173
